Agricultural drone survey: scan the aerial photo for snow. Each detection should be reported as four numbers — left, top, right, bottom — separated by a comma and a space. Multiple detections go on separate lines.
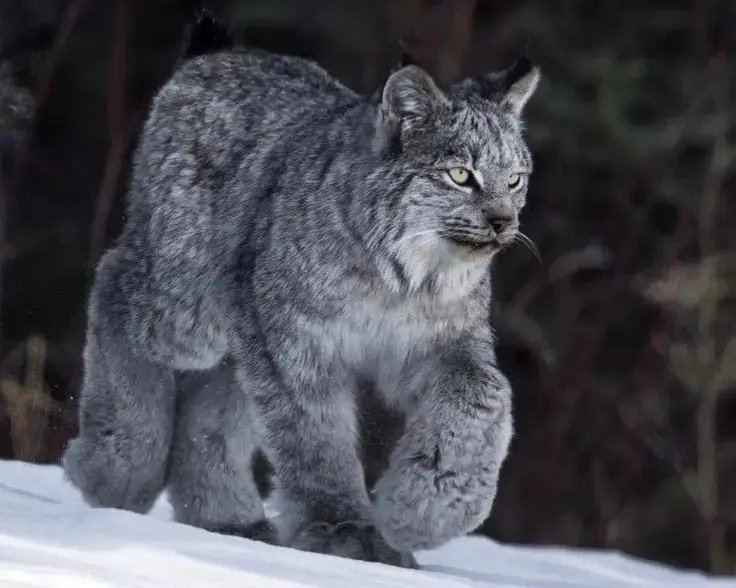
0, 459, 733, 588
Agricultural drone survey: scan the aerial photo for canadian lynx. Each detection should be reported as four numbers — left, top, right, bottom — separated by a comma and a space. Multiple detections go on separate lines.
63, 15, 540, 568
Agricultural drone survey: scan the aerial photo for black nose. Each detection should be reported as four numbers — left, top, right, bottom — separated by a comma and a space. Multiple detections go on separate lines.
485, 210, 513, 235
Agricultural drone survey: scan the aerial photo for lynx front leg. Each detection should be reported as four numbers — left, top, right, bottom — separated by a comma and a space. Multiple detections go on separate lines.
235, 347, 416, 568
373, 328, 513, 552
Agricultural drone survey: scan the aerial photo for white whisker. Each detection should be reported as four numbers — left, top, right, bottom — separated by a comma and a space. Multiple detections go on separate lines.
514, 231, 542, 262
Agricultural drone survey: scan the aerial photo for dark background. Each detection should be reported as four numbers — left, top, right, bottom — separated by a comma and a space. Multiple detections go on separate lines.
1, 0, 735, 576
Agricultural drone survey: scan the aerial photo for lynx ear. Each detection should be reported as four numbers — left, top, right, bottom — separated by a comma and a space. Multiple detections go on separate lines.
380, 65, 449, 132
498, 56, 540, 116
471, 56, 541, 117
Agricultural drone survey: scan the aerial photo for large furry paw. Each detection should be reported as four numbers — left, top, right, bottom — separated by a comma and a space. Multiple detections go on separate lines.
62, 437, 165, 513
289, 521, 418, 569
209, 519, 280, 544
372, 423, 503, 552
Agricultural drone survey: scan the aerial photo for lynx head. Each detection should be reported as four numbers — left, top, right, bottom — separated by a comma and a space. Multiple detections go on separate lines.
370, 57, 540, 294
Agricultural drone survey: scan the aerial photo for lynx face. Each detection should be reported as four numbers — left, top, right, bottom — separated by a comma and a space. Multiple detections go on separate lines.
370, 59, 540, 290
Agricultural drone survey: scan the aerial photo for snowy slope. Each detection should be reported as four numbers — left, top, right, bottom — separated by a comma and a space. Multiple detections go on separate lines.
0, 460, 733, 588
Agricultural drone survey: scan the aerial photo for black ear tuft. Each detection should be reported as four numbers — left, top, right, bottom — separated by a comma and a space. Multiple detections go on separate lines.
181, 9, 234, 60
500, 56, 534, 91
399, 50, 417, 68
397, 40, 418, 69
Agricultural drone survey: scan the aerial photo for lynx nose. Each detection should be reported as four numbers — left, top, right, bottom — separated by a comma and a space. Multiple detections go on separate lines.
485, 206, 514, 235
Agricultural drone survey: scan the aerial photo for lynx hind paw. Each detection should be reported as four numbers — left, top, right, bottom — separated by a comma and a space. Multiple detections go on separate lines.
290, 521, 418, 569
62, 436, 165, 514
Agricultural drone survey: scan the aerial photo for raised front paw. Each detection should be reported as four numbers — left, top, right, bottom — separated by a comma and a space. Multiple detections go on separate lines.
289, 521, 418, 569
372, 412, 509, 552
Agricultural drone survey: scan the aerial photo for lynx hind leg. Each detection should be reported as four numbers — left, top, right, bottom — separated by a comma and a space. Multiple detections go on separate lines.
167, 359, 276, 543
63, 250, 177, 513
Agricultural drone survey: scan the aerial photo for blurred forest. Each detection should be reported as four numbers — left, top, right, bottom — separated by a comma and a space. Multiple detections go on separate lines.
1, 0, 735, 576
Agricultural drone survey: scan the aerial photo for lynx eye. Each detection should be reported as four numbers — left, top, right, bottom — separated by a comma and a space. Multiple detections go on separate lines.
508, 172, 523, 189
447, 167, 473, 186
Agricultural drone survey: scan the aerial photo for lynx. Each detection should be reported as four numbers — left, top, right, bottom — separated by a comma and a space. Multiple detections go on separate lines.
63, 21, 540, 567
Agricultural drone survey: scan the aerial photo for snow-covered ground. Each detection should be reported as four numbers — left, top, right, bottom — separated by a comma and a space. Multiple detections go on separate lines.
0, 459, 733, 588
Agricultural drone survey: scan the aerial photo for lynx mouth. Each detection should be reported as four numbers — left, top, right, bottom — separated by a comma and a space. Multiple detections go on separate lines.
445, 236, 498, 253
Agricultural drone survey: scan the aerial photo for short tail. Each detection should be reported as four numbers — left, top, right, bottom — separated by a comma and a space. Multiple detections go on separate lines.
181, 9, 233, 60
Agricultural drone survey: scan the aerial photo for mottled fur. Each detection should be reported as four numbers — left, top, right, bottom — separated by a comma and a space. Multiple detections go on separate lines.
63, 44, 540, 567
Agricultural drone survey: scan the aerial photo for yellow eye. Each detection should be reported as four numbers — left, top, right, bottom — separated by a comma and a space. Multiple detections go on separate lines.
448, 167, 472, 186
508, 173, 522, 189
